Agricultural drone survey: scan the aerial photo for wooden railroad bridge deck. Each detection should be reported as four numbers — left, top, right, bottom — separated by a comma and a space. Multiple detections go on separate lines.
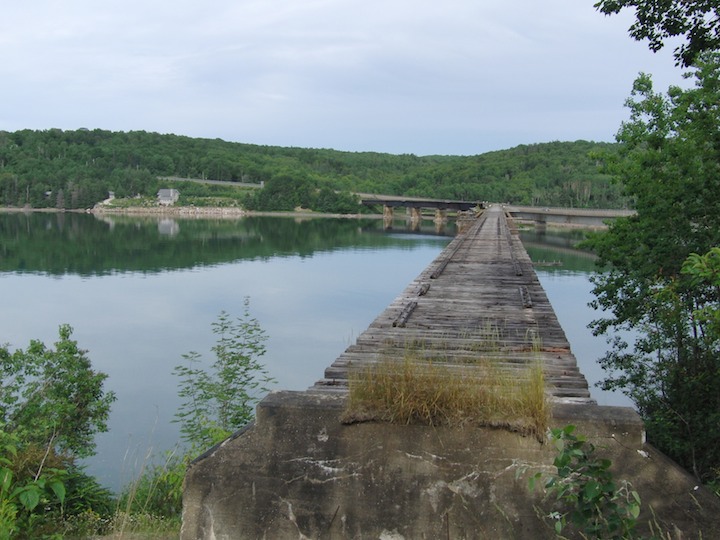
313, 204, 593, 403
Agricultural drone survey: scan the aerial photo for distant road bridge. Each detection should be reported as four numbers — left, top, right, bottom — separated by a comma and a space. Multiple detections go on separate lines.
360, 196, 634, 230
505, 205, 635, 229
360, 195, 482, 228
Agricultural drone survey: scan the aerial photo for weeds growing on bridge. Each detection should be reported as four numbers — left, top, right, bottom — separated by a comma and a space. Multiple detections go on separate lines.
342, 348, 549, 440
529, 425, 641, 539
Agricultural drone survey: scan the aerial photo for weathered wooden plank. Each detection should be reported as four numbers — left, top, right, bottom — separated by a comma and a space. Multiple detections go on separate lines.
311, 205, 594, 404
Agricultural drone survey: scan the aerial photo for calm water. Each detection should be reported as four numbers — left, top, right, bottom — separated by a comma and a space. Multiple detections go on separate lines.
0, 212, 630, 493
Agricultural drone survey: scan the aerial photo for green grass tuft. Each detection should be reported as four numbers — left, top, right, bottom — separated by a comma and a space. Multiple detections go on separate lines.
342, 349, 549, 440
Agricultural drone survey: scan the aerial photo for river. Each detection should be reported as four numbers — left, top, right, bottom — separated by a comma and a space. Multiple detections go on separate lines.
0, 211, 631, 493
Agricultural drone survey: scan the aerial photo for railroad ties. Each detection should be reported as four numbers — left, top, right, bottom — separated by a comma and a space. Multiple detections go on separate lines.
314, 204, 593, 404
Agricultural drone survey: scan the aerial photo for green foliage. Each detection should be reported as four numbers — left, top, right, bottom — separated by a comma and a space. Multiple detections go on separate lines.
587, 53, 720, 484
103, 301, 274, 537
0, 426, 67, 540
118, 450, 185, 521
595, 0, 720, 67
0, 329, 116, 538
245, 173, 317, 211
531, 425, 640, 539
243, 173, 364, 213
0, 325, 116, 459
174, 300, 274, 451
682, 247, 720, 337
0, 128, 624, 209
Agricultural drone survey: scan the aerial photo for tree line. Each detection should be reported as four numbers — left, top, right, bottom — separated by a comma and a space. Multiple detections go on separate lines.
0, 129, 626, 211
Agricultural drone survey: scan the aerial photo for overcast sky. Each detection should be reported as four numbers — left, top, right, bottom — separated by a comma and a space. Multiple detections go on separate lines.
1, 0, 688, 156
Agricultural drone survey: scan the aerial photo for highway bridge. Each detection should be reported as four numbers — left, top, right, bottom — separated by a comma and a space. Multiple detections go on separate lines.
360, 195, 481, 227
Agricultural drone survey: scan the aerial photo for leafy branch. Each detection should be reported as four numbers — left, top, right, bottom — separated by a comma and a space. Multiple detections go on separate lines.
530, 425, 641, 539
173, 299, 275, 452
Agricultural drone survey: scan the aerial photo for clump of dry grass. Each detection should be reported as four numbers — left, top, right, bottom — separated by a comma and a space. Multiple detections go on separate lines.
342, 352, 549, 440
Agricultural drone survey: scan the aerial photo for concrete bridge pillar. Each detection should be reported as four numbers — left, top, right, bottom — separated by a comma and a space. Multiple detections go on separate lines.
535, 215, 547, 234
434, 208, 447, 223
383, 205, 394, 230
410, 207, 422, 231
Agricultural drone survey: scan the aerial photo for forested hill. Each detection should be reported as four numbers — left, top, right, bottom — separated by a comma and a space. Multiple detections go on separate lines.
0, 129, 625, 210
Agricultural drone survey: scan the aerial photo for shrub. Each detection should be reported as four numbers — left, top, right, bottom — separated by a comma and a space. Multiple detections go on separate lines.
530, 425, 641, 539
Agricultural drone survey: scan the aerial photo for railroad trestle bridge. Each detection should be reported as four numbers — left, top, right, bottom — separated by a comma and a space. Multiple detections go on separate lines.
182, 205, 719, 539
315, 204, 591, 402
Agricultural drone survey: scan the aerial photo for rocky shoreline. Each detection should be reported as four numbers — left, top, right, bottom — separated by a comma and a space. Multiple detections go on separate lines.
91, 205, 250, 217
1, 205, 376, 220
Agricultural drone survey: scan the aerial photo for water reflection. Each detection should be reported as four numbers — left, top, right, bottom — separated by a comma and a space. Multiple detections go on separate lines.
0, 212, 454, 276
520, 227, 634, 410
0, 212, 453, 492
0, 215, 633, 494
520, 228, 596, 273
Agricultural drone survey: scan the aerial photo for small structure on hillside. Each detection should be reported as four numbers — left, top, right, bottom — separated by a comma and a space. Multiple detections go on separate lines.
157, 188, 179, 206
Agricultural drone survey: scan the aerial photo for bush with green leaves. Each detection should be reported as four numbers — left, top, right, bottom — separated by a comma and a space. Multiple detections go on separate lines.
106, 302, 274, 536
0, 427, 67, 539
174, 300, 275, 452
0, 324, 116, 460
0, 325, 116, 538
530, 425, 641, 539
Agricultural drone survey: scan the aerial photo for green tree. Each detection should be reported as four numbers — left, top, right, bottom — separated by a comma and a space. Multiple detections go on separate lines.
116, 302, 274, 527
0, 127, 625, 209
0, 325, 116, 460
174, 300, 274, 451
587, 54, 720, 483
683, 247, 720, 337
595, 0, 720, 67
314, 187, 361, 214
0, 326, 115, 537
246, 173, 315, 211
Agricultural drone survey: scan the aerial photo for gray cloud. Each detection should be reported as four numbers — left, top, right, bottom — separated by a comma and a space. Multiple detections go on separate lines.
1, 0, 686, 155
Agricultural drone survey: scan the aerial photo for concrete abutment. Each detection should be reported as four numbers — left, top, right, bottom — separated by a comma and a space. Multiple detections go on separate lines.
182, 392, 720, 539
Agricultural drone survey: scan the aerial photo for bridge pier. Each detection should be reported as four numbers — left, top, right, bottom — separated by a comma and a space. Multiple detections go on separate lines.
404, 206, 421, 231
382, 205, 394, 229
535, 215, 547, 233
365, 197, 481, 233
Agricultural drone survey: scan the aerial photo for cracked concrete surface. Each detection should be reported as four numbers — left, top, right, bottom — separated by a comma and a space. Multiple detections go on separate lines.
182, 391, 720, 539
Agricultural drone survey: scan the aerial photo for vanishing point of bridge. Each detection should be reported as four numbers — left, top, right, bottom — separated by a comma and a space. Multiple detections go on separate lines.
360, 195, 634, 232
315, 204, 592, 403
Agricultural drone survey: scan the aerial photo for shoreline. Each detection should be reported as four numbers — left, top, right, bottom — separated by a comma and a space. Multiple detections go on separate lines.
1, 205, 379, 220
0, 205, 614, 229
